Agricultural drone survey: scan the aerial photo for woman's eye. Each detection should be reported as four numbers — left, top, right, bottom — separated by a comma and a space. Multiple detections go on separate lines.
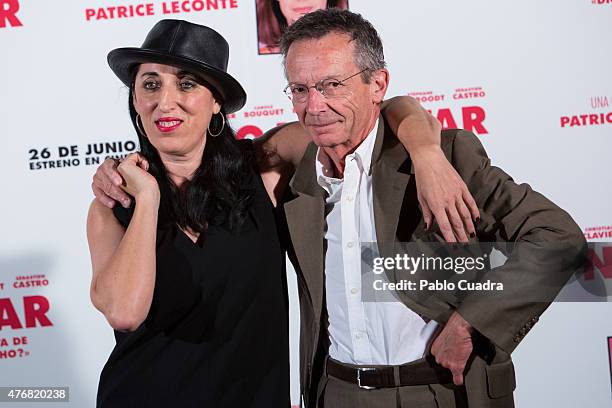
180, 81, 196, 90
143, 81, 158, 90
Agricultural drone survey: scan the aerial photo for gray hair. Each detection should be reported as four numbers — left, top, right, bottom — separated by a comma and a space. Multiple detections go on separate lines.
280, 8, 386, 82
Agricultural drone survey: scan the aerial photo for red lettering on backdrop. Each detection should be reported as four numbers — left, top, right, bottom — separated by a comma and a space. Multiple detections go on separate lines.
560, 112, 612, 128
0, 298, 23, 330
560, 116, 570, 127
430, 107, 489, 135
462, 106, 489, 134
236, 125, 263, 140
162, 0, 239, 14
436, 109, 458, 129
584, 246, 612, 280
0, 296, 53, 330
0, 0, 23, 28
85, 3, 155, 21
24, 296, 52, 328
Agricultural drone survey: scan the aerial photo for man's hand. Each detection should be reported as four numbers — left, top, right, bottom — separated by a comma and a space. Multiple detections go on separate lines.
412, 146, 480, 242
117, 153, 158, 200
430, 311, 474, 385
92, 158, 133, 209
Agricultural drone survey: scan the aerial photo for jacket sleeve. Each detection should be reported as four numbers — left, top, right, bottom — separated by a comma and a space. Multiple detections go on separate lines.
443, 129, 586, 354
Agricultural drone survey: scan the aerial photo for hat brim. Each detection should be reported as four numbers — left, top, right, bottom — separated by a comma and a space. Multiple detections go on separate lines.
108, 47, 247, 113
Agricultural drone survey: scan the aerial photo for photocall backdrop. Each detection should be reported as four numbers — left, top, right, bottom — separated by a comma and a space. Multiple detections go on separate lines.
1, 0, 611, 406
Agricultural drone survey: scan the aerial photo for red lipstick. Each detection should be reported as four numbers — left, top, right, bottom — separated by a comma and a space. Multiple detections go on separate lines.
293, 7, 314, 14
155, 117, 183, 133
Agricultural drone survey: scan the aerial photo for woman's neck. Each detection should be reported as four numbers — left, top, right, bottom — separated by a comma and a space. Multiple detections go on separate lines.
158, 140, 206, 187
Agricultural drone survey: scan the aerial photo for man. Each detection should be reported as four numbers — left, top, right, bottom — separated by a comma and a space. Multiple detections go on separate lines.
278, 8, 585, 408
92, 10, 584, 408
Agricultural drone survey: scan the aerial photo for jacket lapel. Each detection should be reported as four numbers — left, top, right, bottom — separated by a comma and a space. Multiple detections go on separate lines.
371, 118, 454, 322
284, 142, 326, 321
372, 118, 414, 251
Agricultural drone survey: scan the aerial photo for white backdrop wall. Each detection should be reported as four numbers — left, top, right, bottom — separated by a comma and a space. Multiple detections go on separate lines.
1, 1, 611, 407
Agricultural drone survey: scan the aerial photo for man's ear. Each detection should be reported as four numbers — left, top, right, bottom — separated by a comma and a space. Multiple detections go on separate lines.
370, 68, 390, 104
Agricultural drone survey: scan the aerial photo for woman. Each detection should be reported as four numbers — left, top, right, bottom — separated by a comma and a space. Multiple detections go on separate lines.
88, 20, 293, 407
256, 0, 348, 54
88, 19, 477, 407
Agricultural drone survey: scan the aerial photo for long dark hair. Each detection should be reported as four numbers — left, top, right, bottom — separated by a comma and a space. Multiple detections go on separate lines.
128, 85, 255, 235
256, 0, 349, 53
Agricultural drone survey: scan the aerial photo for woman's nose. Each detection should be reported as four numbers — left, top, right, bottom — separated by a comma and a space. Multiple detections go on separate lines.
157, 86, 179, 112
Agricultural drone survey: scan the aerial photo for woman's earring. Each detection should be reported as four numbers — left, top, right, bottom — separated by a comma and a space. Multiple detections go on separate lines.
208, 112, 226, 138
135, 114, 147, 137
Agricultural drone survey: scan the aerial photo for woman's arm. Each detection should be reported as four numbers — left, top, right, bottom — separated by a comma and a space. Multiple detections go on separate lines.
382, 96, 442, 152
253, 122, 311, 206
252, 96, 479, 241
87, 154, 159, 332
254, 122, 311, 170
254, 96, 439, 173
383, 96, 480, 242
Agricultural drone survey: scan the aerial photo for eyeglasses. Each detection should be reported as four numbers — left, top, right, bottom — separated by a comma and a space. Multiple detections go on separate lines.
283, 68, 369, 103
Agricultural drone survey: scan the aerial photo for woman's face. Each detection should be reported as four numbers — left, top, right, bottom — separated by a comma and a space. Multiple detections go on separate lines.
133, 63, 220, 157
278, 0, 327, 25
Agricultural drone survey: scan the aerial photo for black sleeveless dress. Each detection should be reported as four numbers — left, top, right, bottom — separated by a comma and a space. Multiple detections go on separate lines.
96, 159, 289, 407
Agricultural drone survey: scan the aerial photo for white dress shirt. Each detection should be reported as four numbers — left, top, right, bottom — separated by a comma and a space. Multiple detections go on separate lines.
316, 120, 439, 365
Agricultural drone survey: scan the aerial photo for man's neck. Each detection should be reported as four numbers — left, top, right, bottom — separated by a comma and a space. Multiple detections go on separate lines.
324, 109, 379, 178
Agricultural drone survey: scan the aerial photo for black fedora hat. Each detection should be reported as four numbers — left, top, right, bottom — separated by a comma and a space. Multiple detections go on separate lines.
108, 19, 246, 113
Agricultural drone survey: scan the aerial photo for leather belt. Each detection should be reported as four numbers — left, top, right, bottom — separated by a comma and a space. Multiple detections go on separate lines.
326, 355, 453, 389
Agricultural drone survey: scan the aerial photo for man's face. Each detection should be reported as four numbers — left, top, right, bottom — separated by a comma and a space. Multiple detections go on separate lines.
285, 33, 388, 151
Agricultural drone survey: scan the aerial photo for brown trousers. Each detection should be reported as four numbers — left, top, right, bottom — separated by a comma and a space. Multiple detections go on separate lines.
317, 360, 468, 408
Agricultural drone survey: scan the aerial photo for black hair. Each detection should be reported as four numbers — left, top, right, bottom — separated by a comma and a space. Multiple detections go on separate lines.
127, 83, 255, 236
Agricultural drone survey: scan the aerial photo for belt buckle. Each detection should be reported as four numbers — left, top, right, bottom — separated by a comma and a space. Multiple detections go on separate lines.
357, 367, 376, 390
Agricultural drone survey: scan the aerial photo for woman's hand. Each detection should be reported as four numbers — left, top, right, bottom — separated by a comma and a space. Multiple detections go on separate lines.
412, 146, 479, 242
382, 96, 480, 242
117, 153, 159, 202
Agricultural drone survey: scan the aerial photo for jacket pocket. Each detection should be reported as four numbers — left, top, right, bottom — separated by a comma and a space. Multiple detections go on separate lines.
485, 359, 516, 398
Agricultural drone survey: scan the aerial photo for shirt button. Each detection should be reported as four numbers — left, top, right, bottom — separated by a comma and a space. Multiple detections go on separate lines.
347, 242, 354, 248
355, 332, 363, 340
351, 288, 359, 295
346, 196, 354, 202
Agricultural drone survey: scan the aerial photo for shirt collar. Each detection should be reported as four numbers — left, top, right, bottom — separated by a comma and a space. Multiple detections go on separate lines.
353, 118, 378, 176
315, 119, 379, 194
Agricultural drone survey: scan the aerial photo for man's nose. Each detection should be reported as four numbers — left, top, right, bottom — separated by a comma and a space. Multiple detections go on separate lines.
305, 87, 327, 115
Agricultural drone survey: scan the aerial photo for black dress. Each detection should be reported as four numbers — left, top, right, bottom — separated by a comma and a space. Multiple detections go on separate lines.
96, 161, 289, 407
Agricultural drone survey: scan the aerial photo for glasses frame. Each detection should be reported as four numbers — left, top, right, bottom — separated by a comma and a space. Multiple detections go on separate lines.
283, 68, 370, 102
